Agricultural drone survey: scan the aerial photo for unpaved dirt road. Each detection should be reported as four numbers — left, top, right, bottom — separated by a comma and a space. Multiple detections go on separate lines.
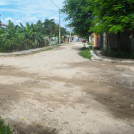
0, 42, 134, 134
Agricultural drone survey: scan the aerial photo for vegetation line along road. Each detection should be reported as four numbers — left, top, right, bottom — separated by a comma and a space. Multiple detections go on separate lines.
0, 19, 69, 53
0, 117, 13, 134
0, 44, 63, 57
61, 0, 134, 58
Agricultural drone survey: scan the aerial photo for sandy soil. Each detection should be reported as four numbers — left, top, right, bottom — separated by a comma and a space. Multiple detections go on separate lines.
0, 42, 134, 134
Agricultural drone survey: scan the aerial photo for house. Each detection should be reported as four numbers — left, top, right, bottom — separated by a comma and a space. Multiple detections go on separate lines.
89, 33, 96, 46
50, 37, 58, 45
73, 35, 78, 42
0, 23, 8, 28
64, 35, 71, 42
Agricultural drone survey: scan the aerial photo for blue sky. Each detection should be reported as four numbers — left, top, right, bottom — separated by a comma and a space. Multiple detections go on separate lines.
0, 0, 69, 30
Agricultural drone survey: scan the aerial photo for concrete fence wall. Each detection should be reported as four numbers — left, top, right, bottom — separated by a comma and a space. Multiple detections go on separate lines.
98, 30, 134, 52
50, 37, 58, 45
89, 30, 134, 52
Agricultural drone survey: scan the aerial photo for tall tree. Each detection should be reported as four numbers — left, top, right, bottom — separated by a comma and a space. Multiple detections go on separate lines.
42, 19, 56, 36
88, 0, 134, 50
61, 0, 93, 39
88, 0, 134, 34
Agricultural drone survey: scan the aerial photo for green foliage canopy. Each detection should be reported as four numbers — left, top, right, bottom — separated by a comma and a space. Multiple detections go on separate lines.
61, 0, 93, 39
87, 0, 134, 34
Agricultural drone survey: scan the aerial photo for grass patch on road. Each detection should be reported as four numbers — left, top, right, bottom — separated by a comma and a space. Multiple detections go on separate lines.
42, 45, 61, 52
87, 43, 94, 45
0, 117, 13, 134
78, 47, 92, 60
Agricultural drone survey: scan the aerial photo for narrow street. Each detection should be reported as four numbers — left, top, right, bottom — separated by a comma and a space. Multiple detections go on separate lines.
0, 42, 134, 134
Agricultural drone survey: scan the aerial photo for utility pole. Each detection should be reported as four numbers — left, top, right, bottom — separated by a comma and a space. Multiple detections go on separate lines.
70, 27, 71, 42
59, 11, 60, 44
51, 0, 62, 44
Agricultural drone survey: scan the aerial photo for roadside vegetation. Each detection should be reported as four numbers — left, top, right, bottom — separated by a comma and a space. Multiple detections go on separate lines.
87, 43, 93, 46
78, 46, 92, 60
100, 47, 134, 59
0, 117, 13, 134
61, 0, 134, 55
0, 44, 62, 57
0, 19, 69, 52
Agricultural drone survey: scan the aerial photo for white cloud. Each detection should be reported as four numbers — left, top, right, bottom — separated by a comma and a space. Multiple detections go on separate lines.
5, 17, 14, 22
0, 0, 60, 15
0, 1, 7, 5
22, 14, 38, 23
16, 20, 22, 23
0, 0, 69, 28
4, 14, 39, 26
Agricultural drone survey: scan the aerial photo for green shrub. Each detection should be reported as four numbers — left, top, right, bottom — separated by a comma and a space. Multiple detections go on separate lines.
100, 47, 106, 54
87, 43, 93, 46
78, 47, 92, 60
90, 44, 94, 51
0, 117, 13, 134
100, 48, 134, 59
0, 20, 46, 52
83, 43, 86, 47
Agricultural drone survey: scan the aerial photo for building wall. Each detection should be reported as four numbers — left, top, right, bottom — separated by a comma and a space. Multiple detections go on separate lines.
100, 30, 134, 52
120, 30, 132, 52
64, 37, 70, 43
132, 31, 134, 53
89, 33, 96, 46
89, 36, 91, 43
50, 37, 58, 45
107, 33, 118, 50
102, 32, 107, 48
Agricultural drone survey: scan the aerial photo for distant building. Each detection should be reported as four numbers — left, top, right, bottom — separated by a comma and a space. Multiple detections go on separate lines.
0, 23, 8, 28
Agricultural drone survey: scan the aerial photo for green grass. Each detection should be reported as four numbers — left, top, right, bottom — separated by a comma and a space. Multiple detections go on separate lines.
42, 47, 54, 51
87, 43, 93, 46
0, 44, 62, 57
78, 47, 92, 60
0, 117, 13, 134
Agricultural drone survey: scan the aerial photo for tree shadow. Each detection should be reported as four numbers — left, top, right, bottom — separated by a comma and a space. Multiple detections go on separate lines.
71, 47, 83, 51
10, 121, 59, 134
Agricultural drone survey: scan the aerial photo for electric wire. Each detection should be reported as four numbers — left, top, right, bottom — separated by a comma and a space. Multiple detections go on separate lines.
50, 0, 66, 19
33, 0, 52, 15
51, 0, 60, 10
42, 0, 54, 11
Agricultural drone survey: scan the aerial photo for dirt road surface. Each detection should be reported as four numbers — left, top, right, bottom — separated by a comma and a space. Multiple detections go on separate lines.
0, 42, 134, 134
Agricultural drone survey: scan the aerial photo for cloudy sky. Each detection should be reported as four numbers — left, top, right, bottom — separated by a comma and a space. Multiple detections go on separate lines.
0, 0, 69, 30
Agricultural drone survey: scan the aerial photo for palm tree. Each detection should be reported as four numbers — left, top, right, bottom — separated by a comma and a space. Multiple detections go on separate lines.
42, 19, 56, 36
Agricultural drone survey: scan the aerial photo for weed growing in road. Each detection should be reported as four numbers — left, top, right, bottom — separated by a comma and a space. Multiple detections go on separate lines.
87, 43, 93, 46
42, 47, 54, 51
90, 44, 94, 52
83, 43, 86, 47
0, 117, 13, 134
111, 61, 118, 64
78, 47, 92, 60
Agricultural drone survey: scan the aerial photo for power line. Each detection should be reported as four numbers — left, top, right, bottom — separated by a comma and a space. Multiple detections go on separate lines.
50, 0, 66, 19
60, 15, 65, 19
42, 0, 53, 11
51, 0, 60, 10
33, 0, 51, 15
44, 0, 58, 12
